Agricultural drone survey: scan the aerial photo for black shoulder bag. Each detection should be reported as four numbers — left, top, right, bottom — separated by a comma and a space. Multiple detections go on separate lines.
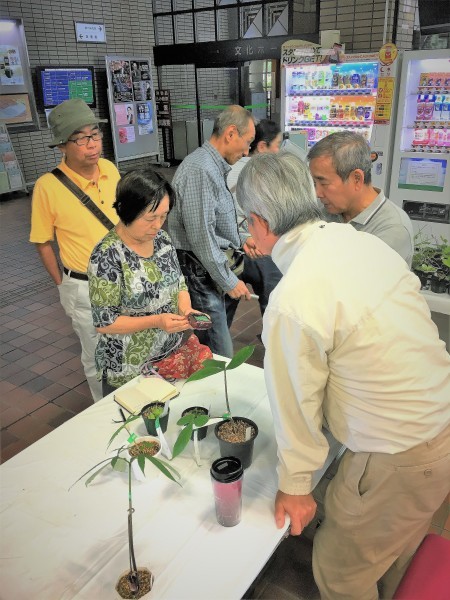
52, 167, 115, 231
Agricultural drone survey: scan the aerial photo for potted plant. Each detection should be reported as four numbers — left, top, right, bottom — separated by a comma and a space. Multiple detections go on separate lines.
179, 407, 210, 442
70, 416, 181, 599
186, 345, 258, 469
412, 232, 450, 293
141, 401, 170, 436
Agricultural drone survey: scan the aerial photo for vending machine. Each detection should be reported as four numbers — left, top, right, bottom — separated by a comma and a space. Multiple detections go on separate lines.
388, 49, 450, 240
280, 45, 402, 192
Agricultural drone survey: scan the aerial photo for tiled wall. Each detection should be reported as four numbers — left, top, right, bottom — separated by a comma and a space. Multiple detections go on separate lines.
4, 0, 159, 185
319, 0, 418, 52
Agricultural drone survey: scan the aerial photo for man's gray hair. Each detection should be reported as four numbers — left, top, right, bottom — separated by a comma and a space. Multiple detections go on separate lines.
212, 105, 255, 137
236, 152, 321, 237
307, 131, 372, 184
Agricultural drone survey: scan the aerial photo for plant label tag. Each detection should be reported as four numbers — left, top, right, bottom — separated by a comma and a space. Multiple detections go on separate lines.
157, 426, 172, 459
193, 429, 202, 466
245, 427, 252, 441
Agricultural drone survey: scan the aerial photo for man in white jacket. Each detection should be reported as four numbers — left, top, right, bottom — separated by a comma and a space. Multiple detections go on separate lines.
235, 151, 450, 600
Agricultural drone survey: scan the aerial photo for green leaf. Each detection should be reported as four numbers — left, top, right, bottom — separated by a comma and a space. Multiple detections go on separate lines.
84, 462, 112, 487
226, 345, 255, 371
154, 457, 181, 478
177, 414, 195, 426
111, 456, 128, 472
107, 413, 140, 448
201, 358, 226, 370
193, 414, 209, 427
145, 456, 181, 484
186, 365, 223, 382
137, 454, 146, 475
172, 423, 193, 458
69, 457, 116, 490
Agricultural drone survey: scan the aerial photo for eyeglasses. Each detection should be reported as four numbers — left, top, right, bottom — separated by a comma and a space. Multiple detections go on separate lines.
68, 131, 103, 146
234, 126, 253, 149
238, 133, 253, 148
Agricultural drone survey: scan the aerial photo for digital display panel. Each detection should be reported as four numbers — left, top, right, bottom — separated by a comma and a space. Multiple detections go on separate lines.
37, 66, 96, 108
398, 157, 447, 192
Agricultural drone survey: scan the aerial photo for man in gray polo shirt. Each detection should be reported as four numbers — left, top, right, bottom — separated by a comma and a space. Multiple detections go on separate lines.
308, 131, 414, 267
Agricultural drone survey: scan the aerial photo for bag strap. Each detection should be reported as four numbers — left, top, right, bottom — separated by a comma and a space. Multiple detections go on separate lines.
52, 167, 115, 231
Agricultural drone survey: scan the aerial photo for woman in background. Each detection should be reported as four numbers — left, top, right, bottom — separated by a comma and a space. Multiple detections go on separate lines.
226, 119, 283, 324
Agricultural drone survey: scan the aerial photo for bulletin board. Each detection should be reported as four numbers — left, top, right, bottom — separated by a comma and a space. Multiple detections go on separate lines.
0, 18, 39, 128
105, 55, 160, 165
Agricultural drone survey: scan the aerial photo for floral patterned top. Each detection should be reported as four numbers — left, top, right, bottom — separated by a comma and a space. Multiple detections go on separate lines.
88, 228, 188, 388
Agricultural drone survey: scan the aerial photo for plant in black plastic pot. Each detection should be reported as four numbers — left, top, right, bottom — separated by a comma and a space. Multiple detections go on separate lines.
179, 407, 210, 441
186, 345, 258, 469
141, 401, 170, 436
70, 414, 181, 599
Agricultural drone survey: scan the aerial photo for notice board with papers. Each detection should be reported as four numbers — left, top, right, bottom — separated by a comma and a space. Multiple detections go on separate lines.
105, 55, 160, 165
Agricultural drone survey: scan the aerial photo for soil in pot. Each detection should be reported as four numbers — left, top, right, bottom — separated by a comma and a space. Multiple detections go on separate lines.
116, 567, 154, 599
129, 439, 160, 458
215, 417, 258, 469
181, 406, 209, 441
141, 402, 169, 436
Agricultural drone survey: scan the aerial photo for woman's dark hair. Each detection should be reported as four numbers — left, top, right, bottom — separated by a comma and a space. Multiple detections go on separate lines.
113, 168, 175, 225
250, 119, 281, 154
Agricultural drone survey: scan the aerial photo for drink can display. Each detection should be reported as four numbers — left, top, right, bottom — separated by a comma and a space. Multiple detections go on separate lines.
332, 71, 339, 88
351, 72, 360, 88
413, 128, 429, 145
423, 96, 435, 121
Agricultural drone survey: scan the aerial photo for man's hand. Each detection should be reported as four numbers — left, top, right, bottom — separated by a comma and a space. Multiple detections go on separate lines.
227, 280, 252, 300
274, 491, 317, 536
243, 237, 263, 259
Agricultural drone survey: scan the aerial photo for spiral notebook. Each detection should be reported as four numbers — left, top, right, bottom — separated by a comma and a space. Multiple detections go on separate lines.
114, 376, 179, 414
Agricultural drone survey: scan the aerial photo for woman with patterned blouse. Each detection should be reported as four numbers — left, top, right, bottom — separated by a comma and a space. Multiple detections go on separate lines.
88, 169, 199, 396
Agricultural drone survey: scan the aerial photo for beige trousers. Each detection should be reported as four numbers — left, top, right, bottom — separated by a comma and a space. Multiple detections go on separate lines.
313, 424, 450, 600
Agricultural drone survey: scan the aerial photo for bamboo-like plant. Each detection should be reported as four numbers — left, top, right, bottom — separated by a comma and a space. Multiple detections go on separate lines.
185, 345, 256, 418
70, 416, 181, 598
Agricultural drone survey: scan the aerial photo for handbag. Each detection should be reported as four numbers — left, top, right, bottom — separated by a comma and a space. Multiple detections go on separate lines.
150, 334, 213, 380
52, 168, 115, 231
224, 248, 245, 277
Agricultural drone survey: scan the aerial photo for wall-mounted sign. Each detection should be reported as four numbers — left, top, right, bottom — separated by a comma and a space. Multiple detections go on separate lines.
75, 22, 106, 44
155, 90, 172, 129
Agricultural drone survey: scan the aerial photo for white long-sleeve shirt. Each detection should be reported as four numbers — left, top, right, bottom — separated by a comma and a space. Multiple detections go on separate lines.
263, 220, 450, 495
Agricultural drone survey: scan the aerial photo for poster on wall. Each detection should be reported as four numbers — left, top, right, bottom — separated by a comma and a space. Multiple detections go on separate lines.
0, 94, 32, 124
130, 60, 150, 83
118, 126, 136, 144
108, 59, 133, 103
114, 103, 134, 126
136, 101, 153, 135
105, 54, 159, 164
0, 45, 24, 85
133, 80, 152, 102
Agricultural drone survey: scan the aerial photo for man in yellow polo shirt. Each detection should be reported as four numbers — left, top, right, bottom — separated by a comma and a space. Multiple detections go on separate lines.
30, 99, 120, 401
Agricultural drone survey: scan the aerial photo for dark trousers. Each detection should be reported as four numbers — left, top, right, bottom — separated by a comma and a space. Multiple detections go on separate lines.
226, 255, 283, 327
176, 250, 234, 358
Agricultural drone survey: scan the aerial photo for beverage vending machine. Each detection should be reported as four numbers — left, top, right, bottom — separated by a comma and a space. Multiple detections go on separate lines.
283, 59, 378, 143
280, 45, 402, 192
389, 49, 450, 240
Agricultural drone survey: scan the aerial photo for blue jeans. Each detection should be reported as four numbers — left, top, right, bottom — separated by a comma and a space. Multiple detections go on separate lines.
177, 250, 234, 358
227, 255, 283, 326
